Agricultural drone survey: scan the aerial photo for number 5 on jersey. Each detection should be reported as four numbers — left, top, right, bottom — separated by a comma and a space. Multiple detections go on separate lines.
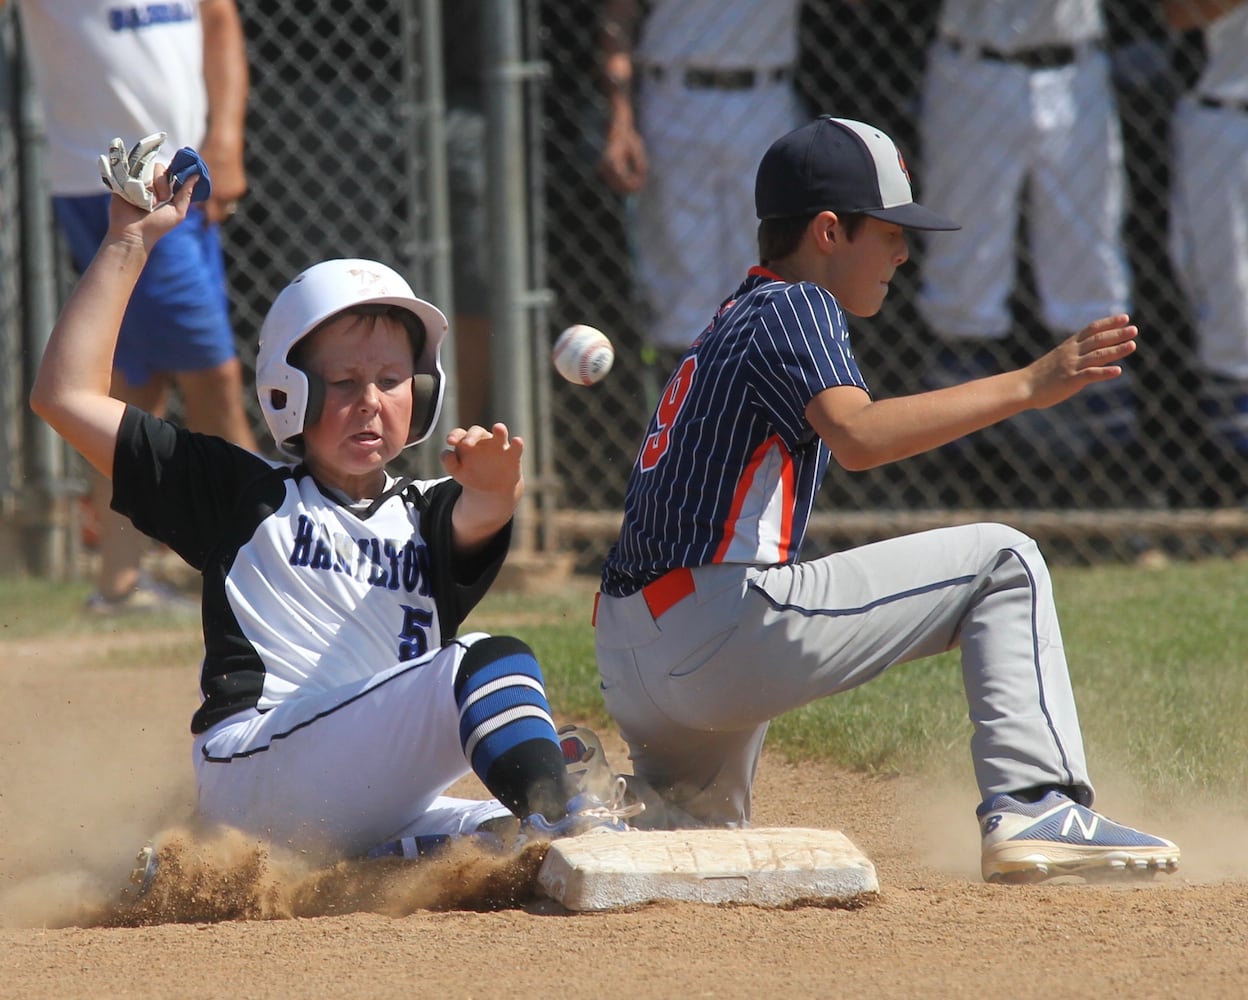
640, 355, 697, 472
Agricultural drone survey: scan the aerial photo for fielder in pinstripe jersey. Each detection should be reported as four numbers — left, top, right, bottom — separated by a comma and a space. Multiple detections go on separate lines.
594, 116, 1180, 883
30, 150, 634, 874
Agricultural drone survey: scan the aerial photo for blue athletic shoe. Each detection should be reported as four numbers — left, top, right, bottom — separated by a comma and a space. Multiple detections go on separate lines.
978, 791, 1180, 884
521, 788, 643, 842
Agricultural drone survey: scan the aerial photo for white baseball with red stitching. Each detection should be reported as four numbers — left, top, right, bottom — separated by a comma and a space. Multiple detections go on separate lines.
553, 325, 614, 386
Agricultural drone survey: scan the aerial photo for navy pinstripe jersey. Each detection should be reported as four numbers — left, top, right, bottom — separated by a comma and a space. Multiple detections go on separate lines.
601, 268, 869, 598
110, 406, 510, 734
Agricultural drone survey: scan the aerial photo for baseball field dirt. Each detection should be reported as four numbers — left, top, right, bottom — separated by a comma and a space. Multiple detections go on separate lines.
2, 623, 1245, 999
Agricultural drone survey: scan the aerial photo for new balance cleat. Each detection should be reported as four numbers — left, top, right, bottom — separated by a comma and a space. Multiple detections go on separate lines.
978, 791, 1180, 884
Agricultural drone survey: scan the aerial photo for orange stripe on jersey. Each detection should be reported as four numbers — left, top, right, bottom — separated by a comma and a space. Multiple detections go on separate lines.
777, 449, 796, 558
712, 434, 797, 564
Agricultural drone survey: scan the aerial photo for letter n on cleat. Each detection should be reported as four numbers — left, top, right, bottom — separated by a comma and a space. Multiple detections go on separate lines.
1060, 807, 1099, 840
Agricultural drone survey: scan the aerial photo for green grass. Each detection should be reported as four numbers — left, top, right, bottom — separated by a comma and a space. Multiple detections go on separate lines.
1052, 560, 1248, 797
0, 577, 197, 640
0, 577, 92, 637
463, 585, 603, 719
467, 561, 1248, 802
5, 560, 1243, 801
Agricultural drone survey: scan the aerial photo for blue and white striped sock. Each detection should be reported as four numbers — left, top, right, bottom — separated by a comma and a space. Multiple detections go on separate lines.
454, 635, 567, 818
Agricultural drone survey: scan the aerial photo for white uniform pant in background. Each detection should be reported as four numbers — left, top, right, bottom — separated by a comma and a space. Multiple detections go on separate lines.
595, 523, 1092, 827
1170, 96, 1248, 382
916, 42, 1129, 340
194, 634, 510, 862
635, 71, 805, 350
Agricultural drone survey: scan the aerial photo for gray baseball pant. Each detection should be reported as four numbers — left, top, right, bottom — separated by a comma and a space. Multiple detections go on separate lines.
594, 522, 1092, 828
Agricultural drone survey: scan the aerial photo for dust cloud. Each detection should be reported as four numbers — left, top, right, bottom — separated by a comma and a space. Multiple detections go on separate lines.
0, 825, 548, 929
906, 767, 1248, 885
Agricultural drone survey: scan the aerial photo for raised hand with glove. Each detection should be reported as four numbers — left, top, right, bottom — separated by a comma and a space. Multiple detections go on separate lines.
99, 131, 212, 212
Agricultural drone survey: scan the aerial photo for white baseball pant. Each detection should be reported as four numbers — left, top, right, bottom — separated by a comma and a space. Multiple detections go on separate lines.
193, 633, 510, 863
916, 41, 1130, 339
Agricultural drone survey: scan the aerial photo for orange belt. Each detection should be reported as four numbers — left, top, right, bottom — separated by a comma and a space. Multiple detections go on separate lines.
592, 567, 696, 628
640, 567, 696, 620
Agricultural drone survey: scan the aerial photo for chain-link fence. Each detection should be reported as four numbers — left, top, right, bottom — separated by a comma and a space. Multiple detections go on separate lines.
541, 0, 1248, 565
230, 0, 453, 471
2, 1, 1246, 578
0, 0, 504, 574
0, 14, 22, 517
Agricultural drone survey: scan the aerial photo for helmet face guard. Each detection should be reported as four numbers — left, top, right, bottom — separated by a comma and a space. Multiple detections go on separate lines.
256, 259, 448, 459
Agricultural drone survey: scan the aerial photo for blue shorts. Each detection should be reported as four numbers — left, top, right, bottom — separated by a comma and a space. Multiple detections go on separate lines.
54, 193, 237, 387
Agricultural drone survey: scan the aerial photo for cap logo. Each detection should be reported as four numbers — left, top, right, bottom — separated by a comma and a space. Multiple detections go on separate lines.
895, 149, 911, 183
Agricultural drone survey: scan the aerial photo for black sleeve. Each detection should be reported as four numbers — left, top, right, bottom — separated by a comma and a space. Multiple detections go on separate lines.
110, 406, 281, 571
417, 478, 513, 638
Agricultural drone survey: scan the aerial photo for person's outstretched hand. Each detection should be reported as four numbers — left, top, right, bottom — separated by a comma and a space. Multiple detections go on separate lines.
1023, 313, 1139, 411
442, 422, 525, 552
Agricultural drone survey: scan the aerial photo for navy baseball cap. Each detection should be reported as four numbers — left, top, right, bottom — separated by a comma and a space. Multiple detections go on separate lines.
755, 116, 959, 231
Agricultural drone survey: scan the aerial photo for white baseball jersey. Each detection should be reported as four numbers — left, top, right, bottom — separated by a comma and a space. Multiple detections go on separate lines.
16, 0, 207, 195
111, 407, 508, 736
111, 406, 520, 857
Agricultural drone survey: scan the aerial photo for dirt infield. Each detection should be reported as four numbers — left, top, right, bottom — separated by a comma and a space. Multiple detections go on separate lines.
2, 625, 1246, 999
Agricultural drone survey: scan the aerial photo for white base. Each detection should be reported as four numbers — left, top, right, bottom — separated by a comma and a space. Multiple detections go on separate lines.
536, 827, 878, 911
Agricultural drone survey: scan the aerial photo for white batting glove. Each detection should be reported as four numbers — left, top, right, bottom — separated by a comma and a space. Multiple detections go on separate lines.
98, 131, 167, 212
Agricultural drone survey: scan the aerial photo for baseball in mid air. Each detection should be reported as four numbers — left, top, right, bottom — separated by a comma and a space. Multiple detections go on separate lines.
553, 324, 614, 386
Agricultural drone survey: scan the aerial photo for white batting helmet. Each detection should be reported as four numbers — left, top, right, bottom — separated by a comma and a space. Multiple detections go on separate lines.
256, 259, 448, 459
